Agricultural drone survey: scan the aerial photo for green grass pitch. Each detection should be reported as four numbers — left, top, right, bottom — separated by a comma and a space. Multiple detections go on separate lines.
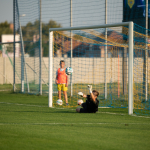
0, 91, 150, 150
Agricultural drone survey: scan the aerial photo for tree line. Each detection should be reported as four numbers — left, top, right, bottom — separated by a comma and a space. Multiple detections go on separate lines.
0, 21, 13, 42
22, 20, 61, 57
0, 20, 61, 57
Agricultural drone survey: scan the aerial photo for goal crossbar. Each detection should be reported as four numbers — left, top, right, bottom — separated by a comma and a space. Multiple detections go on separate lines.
49, 22, 131, 32
48, 22, 134, 115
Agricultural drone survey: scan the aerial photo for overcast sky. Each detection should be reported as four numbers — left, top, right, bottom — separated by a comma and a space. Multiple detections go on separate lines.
0, 0, 123, 27
0, 0, 13, 23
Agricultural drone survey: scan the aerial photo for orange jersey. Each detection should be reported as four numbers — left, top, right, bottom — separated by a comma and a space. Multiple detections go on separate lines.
57, 68, 67, 84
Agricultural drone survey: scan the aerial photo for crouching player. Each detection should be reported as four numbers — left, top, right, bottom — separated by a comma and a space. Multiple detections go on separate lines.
76, 85, 99, 113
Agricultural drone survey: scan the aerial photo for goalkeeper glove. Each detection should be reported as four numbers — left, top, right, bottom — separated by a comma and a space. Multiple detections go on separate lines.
78, 92, 83, 97
87, 85, 92, 93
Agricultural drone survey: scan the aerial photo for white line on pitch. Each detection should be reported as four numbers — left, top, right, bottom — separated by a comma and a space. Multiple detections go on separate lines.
0, 102, 47, 107
0, 122, 150, 125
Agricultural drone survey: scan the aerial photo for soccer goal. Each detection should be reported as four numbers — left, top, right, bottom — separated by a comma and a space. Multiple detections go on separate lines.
48, 22, 150, 115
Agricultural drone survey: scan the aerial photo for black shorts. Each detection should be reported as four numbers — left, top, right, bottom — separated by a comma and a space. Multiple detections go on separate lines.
79, 103, 96, 113
80, 108, 96, 113
80, 108, 88, 113
80, 103, 88, 113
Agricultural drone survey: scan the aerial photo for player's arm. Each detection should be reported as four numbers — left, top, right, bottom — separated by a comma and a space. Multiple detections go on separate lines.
82, 94, 87, 98
90, 92, 96, 103
65, 75, 68, 87
55, 70, 58, 84
78, 92, 87, 98
87, 85, 96, 103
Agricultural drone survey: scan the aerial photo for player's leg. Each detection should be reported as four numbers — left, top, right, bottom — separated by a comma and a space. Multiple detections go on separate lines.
76, 108, 80, 112
63, 91, 68, 104
76, 102, 88, 113
58, 91, 61, 99
57, 84, 62, 100
81, 102, 87, 109
62, 84, 68, 104
76, 107, 88, 113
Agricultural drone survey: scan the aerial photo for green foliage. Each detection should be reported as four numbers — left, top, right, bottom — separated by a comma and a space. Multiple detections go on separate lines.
0, 20, 61, 56
0, 21, 13, 42
42, 20, 62, 43
24, 42, 39, 56
0, 21, 10, 28
42, 41, 58, 57
5, 44, 13, 53
42, 41, 48, 57
22, 19, 61, 42
22, 19, 62, 56
22, 21, 38, 42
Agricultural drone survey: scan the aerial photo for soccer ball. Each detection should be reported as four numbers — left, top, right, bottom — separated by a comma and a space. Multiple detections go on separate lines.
77, 99, 83, 105
56, 99, 63, 105
65, 67, 73, 75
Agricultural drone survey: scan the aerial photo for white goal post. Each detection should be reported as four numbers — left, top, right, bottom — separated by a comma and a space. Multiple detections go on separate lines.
48, 22, 134, 115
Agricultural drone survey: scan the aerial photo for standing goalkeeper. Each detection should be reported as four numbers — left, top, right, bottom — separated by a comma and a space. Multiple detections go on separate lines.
76, 85, 99, 113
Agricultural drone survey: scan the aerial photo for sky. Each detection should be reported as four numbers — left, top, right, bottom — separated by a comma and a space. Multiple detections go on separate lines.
0, 0, 13, 23
0, 0, 148, 28
0, 0, 123, 28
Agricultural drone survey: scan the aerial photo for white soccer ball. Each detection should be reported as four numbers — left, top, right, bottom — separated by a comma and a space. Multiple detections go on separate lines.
56, 99, 63, 105
65, 67, 73, 75
77, 99, 83, 105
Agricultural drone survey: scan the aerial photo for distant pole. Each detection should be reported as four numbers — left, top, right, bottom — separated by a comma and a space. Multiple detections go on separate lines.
19, 16, 29, 93
17, 12, 29, 93
16, 0, 29, 92
122, 1, 127, 95
3, 56, 5, 84
39, 0, 42, 95
70, 0, 73, 96
143, 0, 148, 101
118, 54, 120, 97
123, 47, 127, 95
104, 0, 107, 99
13, 0, 16, 92
16, 0, 24, 92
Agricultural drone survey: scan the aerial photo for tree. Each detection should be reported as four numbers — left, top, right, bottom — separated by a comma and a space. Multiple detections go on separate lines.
22, 19, 62, 56
0, 21, 13, 42
42, 20, 62, 42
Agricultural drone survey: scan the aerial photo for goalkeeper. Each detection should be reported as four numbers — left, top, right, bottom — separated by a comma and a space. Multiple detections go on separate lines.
76, 85, 99, 113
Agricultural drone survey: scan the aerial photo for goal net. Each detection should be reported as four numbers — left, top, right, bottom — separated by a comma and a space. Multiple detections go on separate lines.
48, 22, 137, 114
49, 22, 150, 115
